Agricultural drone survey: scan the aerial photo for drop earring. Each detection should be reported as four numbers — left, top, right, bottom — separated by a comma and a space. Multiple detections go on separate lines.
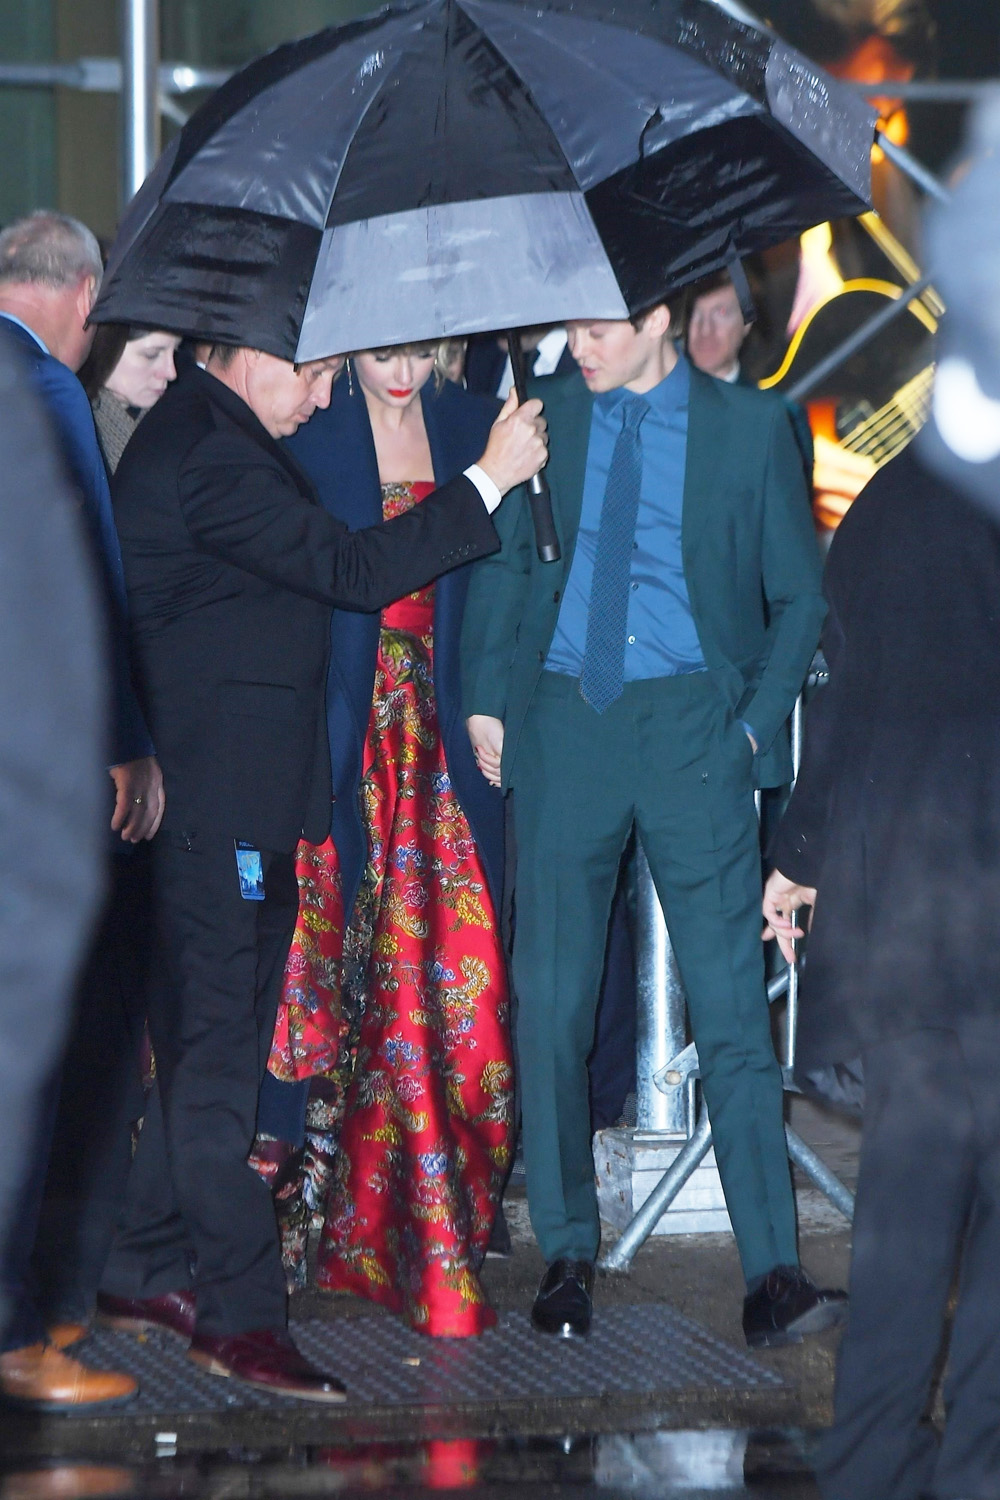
346, 358, 355, 397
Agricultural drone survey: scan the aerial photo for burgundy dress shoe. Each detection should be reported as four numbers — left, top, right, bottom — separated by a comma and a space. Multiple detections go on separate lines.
188, 1329, 346, 1402
95, 1290, 196, 1342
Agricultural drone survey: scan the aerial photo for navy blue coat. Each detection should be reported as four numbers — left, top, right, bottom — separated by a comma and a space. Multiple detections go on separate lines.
285, 374, 504, 916
1, 316, 153, 769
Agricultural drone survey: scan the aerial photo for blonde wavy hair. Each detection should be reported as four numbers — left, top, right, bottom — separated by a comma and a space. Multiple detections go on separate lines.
350, 338, 466, 391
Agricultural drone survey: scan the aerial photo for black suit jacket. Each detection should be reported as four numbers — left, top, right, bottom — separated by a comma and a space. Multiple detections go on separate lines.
771, 447, 1000, 1070
113, 367, 498, 853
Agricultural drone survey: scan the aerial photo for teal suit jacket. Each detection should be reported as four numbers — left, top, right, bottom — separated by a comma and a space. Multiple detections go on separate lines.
461, 366, 825, 791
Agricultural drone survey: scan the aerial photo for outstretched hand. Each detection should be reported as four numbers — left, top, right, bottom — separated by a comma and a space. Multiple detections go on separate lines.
477, 390, 548, 496
762, 867, 817, 965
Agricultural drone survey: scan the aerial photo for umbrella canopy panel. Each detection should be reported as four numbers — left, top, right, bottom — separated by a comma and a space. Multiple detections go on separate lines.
93, 0, 875, 360
166, 2, 579, 226
298, 192, 629, 358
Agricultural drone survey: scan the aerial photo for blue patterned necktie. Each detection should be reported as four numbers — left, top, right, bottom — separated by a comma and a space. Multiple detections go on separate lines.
580, 394, 650, 713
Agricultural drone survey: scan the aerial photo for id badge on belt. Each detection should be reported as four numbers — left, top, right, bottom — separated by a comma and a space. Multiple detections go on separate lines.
234, 839, 265, 900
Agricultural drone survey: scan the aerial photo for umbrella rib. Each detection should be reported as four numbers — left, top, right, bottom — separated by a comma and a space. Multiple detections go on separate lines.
317, 43, 410, 229
452, 0, 589, 191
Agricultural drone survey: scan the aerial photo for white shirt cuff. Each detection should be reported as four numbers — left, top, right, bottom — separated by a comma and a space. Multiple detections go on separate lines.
463, 463, 503, 515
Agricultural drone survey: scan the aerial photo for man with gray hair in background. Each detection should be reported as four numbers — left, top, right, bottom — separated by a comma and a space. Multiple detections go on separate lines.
0, 210, 161, 1410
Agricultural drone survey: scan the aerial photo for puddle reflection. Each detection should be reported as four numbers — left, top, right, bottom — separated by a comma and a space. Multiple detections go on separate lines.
0, 1429, 820, 1498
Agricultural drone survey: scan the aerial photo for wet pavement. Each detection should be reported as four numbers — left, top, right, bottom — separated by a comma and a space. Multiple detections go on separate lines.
0, 1429, 823, 1497
0, 1101, 856, 1496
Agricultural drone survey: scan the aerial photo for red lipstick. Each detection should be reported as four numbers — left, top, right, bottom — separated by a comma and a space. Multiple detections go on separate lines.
388, 387, 412, 397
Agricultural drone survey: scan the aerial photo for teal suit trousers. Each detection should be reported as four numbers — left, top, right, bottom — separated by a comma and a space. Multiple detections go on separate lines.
510, 670, 798, 1281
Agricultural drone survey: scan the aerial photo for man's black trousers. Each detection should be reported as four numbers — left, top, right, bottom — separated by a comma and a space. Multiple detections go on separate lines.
101, 834, 297, 1336
817, 1021, 1000, 1500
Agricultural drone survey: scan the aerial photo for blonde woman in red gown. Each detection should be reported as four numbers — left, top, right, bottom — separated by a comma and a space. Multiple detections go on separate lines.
255, 345, 512, 1337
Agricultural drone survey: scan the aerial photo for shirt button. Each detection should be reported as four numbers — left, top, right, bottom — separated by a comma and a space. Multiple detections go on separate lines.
627, 635, 636, 645
631, 581, 638, 590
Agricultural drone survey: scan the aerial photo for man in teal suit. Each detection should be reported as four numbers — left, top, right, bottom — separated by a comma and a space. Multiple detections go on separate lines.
462, 301, 846, 1347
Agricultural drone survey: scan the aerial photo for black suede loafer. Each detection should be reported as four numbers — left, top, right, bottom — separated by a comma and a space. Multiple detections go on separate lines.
743, 1264, 848, 1349
531, 1258, 594, 1338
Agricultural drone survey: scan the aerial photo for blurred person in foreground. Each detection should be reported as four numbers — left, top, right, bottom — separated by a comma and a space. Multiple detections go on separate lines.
28, 322, 182, 1348
252, 342, 511, 1333
0, 329, 104, 1383
764, 444, 1000, 1500
0, 211, 163, 1410
765, 94, 1000, 1500
93, 329, 546, 1400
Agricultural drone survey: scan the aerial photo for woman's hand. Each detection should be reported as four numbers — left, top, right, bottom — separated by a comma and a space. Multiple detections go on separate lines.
476, 390, 548, 496
467, 714, 504, 787
762, 867, 817, 965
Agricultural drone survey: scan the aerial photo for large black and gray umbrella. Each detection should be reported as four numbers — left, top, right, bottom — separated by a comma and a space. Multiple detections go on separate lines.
94, 0, 875, 361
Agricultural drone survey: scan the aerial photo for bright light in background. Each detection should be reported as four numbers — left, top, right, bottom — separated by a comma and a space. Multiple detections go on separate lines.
933, 358, 1000, 464
702, 0, 770, 30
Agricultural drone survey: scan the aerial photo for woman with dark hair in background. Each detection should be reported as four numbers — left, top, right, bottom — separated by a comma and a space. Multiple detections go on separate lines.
252, 343, 512, 1337
81, 324, 181, 474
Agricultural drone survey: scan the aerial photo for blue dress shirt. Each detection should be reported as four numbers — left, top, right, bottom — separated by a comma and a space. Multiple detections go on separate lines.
546, 354, 706, 681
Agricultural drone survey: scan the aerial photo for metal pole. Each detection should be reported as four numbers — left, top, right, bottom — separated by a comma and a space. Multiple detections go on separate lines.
120, 0, 160, 208
600, 1111, 714, 1272
874, 131, 950, 205
785, 1127, 855, 1220
634, 842, 688, 1135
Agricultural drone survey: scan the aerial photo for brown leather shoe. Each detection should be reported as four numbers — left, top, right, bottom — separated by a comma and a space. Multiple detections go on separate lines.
0, 1464, 136, 1499
0, 1344, 137, 1411
95, 1289, 195, 1342
188, 1328, 346, 1403
46, 1324, 88, 1352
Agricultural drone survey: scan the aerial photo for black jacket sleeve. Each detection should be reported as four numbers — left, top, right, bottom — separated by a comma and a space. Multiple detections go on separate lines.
177, 431, 499, 612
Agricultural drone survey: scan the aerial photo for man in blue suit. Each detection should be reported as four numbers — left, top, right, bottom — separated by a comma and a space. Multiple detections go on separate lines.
0, 211, 162, 1410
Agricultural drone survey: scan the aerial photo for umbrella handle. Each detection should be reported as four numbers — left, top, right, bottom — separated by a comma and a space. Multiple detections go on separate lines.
506, 331, 561, 564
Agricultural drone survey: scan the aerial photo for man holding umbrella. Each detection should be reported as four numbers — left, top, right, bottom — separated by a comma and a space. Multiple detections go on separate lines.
95, 341, 546, 1400
462, 299, 846, 1347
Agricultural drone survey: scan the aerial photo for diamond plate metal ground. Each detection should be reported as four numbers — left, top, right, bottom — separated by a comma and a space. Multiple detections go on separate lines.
42, 1305, 782, 1420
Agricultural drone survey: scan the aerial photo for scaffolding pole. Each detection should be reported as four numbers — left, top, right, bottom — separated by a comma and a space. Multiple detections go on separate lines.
120, 0, 160, 207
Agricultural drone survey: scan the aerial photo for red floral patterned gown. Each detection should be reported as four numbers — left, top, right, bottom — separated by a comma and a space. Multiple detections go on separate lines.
267, 481, 513, 1337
